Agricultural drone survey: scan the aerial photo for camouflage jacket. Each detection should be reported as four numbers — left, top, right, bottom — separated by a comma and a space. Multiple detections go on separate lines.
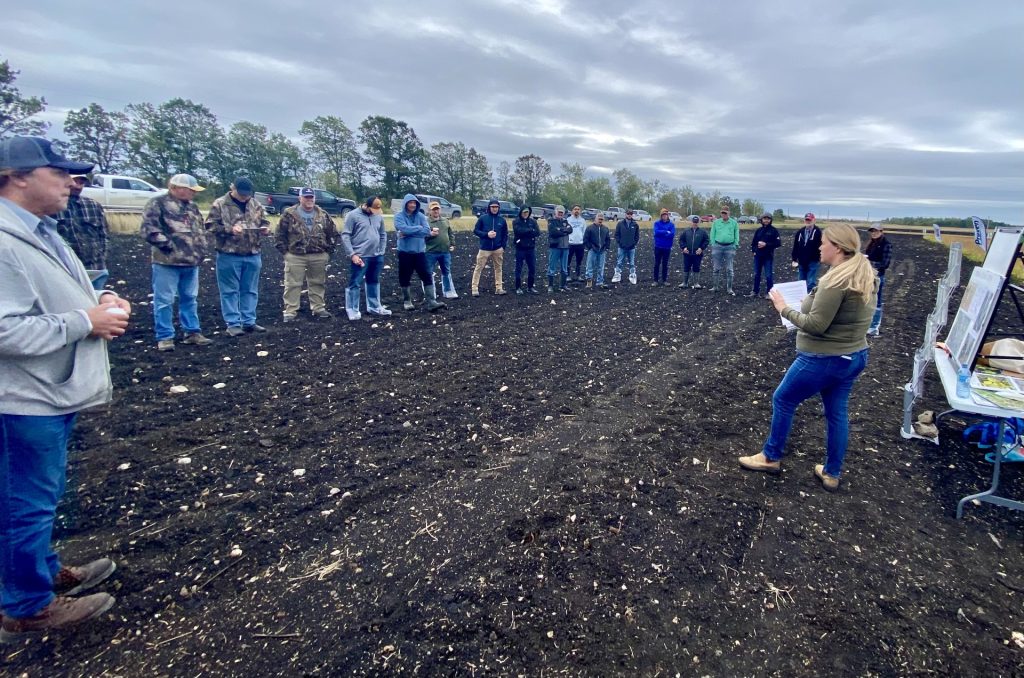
205, 192, 270, 255
140, 194, 207, 266
276, 205, 337, 255
53, 194, 109, 270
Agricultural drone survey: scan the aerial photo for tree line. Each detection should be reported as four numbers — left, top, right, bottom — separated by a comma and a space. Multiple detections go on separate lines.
1, 57, 769, 215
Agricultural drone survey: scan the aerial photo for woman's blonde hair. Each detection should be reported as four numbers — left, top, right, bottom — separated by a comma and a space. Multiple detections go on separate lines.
817, 223, 877, 304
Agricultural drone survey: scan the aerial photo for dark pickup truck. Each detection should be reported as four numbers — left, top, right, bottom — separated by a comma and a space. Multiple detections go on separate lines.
253, 187, 356, 217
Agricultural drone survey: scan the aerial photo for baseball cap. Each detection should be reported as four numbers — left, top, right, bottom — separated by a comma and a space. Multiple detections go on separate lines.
868, 223, 882, 231
804, 212, 815, 220
233, 176, 254, 196
428, 201, 441, 210
299, 187, 315, 197
625, 208, 634, 214
690, 215, 700, 223
71, 174, 89, 181
0, 136, 94, 174
168, 174, 205, 191
364, 196, 382, 214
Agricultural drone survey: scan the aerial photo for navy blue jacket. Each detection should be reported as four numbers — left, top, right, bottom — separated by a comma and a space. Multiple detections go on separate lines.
751, 224, 782, 257
473, 212, 508, 250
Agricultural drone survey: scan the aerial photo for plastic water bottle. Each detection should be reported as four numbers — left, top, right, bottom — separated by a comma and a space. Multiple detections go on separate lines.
956, 364, 971, 399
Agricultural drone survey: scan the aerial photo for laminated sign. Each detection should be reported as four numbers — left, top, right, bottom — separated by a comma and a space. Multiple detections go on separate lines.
972, 216, 988, 252
933, 223, 942, 242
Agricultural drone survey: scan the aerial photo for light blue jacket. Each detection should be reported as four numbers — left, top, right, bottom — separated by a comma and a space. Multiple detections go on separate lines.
393, 194, 430, 253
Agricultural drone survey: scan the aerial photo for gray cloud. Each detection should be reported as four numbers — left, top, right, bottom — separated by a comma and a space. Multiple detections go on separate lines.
5, 0, 1023, 221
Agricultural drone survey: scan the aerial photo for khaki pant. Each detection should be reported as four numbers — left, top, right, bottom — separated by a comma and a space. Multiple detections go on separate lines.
283, 252, 329, 315
472, 248, 504, 293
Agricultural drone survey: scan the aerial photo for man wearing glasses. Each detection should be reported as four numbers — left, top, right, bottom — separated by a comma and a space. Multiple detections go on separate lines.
710, 206, 739, 295
791, 212, 823, 290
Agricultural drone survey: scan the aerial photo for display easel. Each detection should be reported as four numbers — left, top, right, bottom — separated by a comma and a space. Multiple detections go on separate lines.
935, 226, 1024, 518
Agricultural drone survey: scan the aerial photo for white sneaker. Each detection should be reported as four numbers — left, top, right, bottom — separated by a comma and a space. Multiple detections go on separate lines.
692, 283, 702, 289
628, 272, 637, 285
346, 309, 361, 321
611, 272, 621, 283
444, 291, 459, 299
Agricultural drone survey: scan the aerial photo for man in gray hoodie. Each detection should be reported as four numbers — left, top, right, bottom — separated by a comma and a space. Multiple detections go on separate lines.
0, 137, 129, 641
341, 196, 391, 320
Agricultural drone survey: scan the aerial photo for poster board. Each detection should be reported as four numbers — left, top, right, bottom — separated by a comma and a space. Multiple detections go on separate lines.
983, 227, 1023, 276
944, 267, 1004, 367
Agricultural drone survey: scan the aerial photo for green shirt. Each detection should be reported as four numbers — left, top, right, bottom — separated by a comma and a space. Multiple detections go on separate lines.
783, 281, 877, 355
710, 218, 739, 246
425, 216, 454, 253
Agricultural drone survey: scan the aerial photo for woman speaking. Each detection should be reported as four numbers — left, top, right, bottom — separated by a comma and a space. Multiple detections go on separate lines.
739, 224, 877, 491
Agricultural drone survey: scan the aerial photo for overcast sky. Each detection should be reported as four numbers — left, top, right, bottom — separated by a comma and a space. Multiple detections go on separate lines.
6, 0, 1023, 222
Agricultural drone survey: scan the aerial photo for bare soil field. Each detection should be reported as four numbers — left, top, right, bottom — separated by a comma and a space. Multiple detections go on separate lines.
4, 234, 1023, 676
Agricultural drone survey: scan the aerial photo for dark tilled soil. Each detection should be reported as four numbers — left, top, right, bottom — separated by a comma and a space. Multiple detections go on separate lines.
4, 234, 1024, 676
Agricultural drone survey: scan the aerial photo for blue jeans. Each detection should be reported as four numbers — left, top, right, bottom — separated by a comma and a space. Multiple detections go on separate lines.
425, 252, 455, 295
152, 264, 201, 341
870, 274, 885, 331
0, 413, 77, 618
753, 255, 774, 294
585, 250, 607, 284
614, 247, 636, 275
548, 248, 569, 276
215, 252, 262, 328
762, 350, 869, 477
798, 261, 820, 290
348, 255, 383, 290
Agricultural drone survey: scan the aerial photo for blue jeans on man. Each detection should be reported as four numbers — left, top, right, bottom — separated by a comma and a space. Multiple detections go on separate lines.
586, 250, 607, 285
798, 261, 820, 291
614, 247, 636, 276
752, 255, 774, 294
869, 274, 885, 333
215, 252, 262, 329
762, 349, 868, 477
0, 413, 76, 618
548, 248, 569, 276
151, 264, 201, 341
425, 252, 457, 297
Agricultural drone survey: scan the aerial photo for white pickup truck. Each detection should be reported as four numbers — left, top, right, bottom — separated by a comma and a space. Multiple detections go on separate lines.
82, 174, 167, 211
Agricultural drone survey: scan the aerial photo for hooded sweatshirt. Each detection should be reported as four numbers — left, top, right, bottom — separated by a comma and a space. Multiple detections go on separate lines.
653, 216, 676, 249
750, 219, 782, 257
394, 193, 431, 253
513, 208, 541, 249
567, 214, 586, 245
615, 218, 640, 250
473, 200, 508, 251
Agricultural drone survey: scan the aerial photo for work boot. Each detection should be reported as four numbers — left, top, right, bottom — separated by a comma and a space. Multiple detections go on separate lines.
738, 452, 781, 475
365, 283, 392, 316
424, 285, 446, 312
243, 324, 267, 333
157, 339, 175, 352
53, 558, 117, 596
401, 287, 415, 310
313, 309, 332, 319
814, 464, 840, 491
0, 594, 116, 644
547, 275, 555, 293
181, 332, 212, 346
225, 326, 245, 337
726, 271, 735, 295
559, 272, 568, 292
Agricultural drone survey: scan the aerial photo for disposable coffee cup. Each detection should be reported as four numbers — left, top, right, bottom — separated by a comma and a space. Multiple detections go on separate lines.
106, 307, 128, 317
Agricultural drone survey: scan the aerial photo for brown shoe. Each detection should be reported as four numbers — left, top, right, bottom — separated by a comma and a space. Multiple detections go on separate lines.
181, 332, 213, 346
0, 593, 115, 643
814, 464, 840, 491
53, 558, 116, 596
738, 452, 782, 475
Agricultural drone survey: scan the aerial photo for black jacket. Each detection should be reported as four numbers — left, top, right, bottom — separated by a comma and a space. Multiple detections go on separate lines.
583, 223, 611, 252
512, 209, 541, 249
865, 236, 892, 274
751, 224, 782, 257
547, 217, 572, 249
677, 225, 710, 253
615, 218, 640, 249
792, 225, 823, 265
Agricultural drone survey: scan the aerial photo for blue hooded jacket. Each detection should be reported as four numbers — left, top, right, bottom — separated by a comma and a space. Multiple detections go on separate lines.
394, 193, 431, 253
653, 216, 676, 249
472, 199, 509, 251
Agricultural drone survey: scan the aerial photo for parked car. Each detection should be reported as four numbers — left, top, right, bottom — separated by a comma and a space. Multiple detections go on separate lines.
471, 199, 490, 216
603, 207, 627, 221
738, 215, 757, 224
531, 206, 549, 220
700, 214, 715, 222
254, 187, 356, 217
541, 203, 566, 219
390, 194, 463, 219
633, 209, 652, 222
667, 211, 682, 223
82, 174, 166, 211
581, 208, 600, 220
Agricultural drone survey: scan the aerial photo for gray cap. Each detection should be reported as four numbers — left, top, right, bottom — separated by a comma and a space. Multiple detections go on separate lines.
169, 174, 205, 191
0, 136, 94, 174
